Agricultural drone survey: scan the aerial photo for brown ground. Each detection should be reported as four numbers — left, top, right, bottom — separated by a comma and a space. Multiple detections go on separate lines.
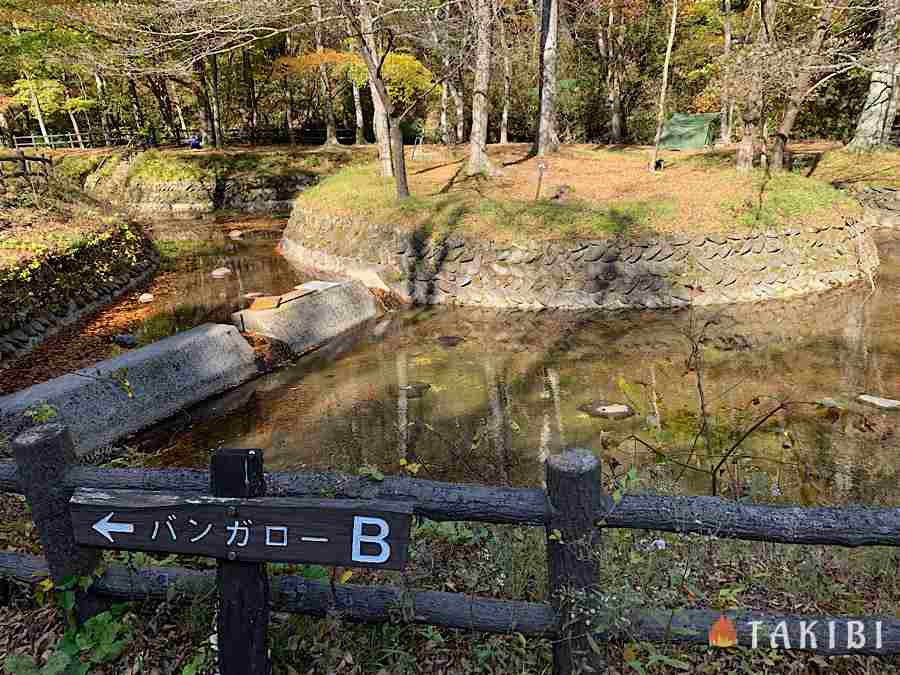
297, 142, 859, 243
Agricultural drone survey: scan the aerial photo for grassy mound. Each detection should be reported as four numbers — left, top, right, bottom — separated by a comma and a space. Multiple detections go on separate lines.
55, 145, 376, 191
809, 147, 900, 192
294, 144, 861, 243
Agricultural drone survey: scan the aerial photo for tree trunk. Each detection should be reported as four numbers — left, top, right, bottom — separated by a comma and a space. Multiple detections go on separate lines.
313, 0, 339, 145
147, 76, 179, 141
599, 6, 626, 144
344, 0, 409, 195
192, 60, 216, 147
466, 0, 496, 175
440, 82, 451, 144
650, 0, 678, 172
771, 0, 836, 170
209, 55, 224, 148
849, 0, 900, 150
737, 0, 776, 170
66, 104, 84, 149
170, 83, 189, 139
127, 78, 155, 146
243, 50, 258, 143
0, 110, 12, 147
719, 0, 733, 144
27, 80, 50, 146
535, 0, 559, 154
351, 81, 366, 144
499, 11, 512, 145
450, 80, 465, 143
94, 72, 111, 145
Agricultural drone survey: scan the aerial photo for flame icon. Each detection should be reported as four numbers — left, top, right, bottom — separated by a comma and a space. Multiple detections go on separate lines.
708, 615, 738, 648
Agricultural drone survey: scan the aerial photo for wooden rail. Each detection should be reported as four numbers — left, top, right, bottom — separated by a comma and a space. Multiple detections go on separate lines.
3, 426, 900, 672
2, 462, 899, 546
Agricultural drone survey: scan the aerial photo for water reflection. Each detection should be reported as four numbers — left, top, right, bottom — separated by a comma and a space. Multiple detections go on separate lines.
139, 236, 900, 507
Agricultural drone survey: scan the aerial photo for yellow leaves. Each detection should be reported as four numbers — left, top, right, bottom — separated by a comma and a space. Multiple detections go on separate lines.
399, 458, 422, 475
275, 51, 361, 78
339, 569, 353, 583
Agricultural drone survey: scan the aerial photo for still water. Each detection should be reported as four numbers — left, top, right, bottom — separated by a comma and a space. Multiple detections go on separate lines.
138, 234, 900, 507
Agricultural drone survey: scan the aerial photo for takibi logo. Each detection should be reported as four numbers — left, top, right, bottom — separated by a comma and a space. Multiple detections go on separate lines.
708, 616, 885, 650
709, 615, 738, 648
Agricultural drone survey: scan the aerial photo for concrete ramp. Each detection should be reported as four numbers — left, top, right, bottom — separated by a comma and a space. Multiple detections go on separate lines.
232, 281, 379, 356
0, 324, 259, 456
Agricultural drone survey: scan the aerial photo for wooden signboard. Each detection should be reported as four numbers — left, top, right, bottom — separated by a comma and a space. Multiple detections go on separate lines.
70, 488, 413, 570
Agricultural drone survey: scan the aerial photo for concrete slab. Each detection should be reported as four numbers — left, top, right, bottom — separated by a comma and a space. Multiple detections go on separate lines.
232, 280, 379, 356
0, 324, 259, 456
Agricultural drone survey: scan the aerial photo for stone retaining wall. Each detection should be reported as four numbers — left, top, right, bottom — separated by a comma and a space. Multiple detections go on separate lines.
0, 223, 158, 364
85, 157, 315, 220
282, 211, 881, 310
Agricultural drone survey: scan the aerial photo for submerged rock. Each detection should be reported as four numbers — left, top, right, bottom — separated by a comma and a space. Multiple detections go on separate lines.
228, 230, 243, 239
138, 293, 154, 304
578, 400, 636, 420
399, 382, 431, 399
857, 394, 900, 410
112, 334, 138, 348
437, 335, 465, 347
211, 267, 232, 279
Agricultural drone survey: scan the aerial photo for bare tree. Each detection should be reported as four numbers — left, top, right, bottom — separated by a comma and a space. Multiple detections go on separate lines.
771, 0, 838, 170
313, 0, 340, 144
535, 0, 559, 154
498, 5, 512, 145
850, 0, 900, 149
466, 0, 498, 174
737, 0, 776, 171
650, 0, 678, 172
719, 0, 733, 144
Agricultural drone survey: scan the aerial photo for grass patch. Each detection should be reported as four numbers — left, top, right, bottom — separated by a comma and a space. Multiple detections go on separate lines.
295, 145, 859, 242
810, 147, 900, 191
135, 303, 214, 345
727, 170, 860, 228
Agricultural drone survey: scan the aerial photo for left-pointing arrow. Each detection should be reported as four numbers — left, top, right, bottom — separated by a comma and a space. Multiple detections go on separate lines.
92, 512, 135, 544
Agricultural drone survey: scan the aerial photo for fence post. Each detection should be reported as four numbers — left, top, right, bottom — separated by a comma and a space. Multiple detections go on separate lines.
546, 448, 604, 675
12, 424, 103, 622
211, 448, 270, 675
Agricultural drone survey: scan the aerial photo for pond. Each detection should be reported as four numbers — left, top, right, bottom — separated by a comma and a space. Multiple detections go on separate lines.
135, 233, 900, 508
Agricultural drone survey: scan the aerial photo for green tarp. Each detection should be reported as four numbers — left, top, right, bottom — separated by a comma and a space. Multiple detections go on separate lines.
659, 112, 720, 149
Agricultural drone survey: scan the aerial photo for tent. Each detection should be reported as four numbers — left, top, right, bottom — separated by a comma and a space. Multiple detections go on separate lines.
659, 112, 720, 150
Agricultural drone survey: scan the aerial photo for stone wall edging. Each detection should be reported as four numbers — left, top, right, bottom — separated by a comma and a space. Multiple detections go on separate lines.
282, 210, 881, 310
0, 250, 161, 363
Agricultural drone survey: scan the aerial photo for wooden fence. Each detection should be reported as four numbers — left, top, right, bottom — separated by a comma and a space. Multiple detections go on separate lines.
11, 127, 357, 151
0, 151, 52, 180
3, 424, 900, 674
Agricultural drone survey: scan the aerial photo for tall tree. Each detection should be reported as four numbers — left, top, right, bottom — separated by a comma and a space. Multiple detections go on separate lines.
771, 0, 838, 169
466, 0, 497, 174
650, 0, 678, 172
535, 0, 559, 154
719, 0, 733, 144
737, 0, 776, 170
849, 0, 900, 150
343, 0, 410, 196
313, 0, 340, 144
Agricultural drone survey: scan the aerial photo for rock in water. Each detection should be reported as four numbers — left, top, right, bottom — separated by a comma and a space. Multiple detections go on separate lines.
399, 382, 431, 399
578, 400, 636, 420
437, 335, 465, 347
857, 394, 900, 410
211, 267, 232, 279
228, 230, 243, 239
112, 334, 138, 348
138, 293, 154, 304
